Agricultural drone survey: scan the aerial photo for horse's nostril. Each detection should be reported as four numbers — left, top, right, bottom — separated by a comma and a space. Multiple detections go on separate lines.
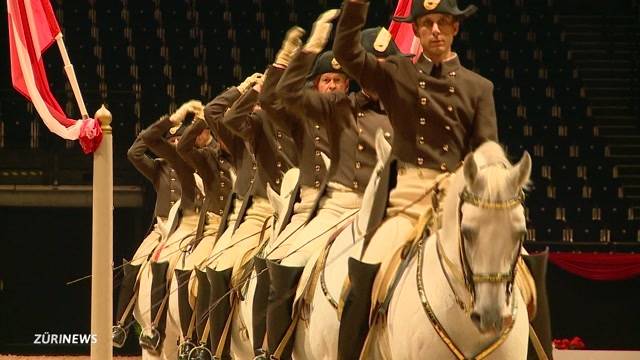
470, 312, 481, 327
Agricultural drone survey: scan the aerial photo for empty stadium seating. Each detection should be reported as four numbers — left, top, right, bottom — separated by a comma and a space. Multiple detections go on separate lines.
0, 0, 638, 243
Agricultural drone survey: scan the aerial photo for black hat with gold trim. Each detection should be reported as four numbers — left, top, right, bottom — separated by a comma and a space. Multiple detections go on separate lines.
308, 50, 344, 80
361, 27, 404, 58
393, 0, 477, 23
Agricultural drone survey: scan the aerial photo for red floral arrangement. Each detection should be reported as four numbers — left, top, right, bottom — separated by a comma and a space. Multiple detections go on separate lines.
553, 336, 586, 350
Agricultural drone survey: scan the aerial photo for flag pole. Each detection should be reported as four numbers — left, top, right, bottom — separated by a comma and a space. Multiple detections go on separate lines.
54, 33, 89, 119
91, 105, 113, 359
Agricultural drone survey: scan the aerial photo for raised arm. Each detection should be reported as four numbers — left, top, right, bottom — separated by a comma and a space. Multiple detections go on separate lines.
177, 118, 216, 184
222, 86, 262, 142
127, 134, 157, 182
139, 115, 182, 166
333, 0, 396, 97
276, 50, 338, 123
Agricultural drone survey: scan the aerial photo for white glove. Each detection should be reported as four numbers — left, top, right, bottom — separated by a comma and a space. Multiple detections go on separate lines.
170, 100, 203, 124
237, 72, 264, 94
303, 9, 341, 54
275, 26, 306, 66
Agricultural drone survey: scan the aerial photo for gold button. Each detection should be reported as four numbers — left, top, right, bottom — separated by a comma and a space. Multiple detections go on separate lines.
276, 161, 282, 168
358, 128, 363, 134
384, 132, 391, 139
357, 144, 364, 151
420, 98, 427, 105
315, 150, 321, 156
447, 105, 453, 112
357, 112, 364, 117
170, 201, 175, 205
449, 86, 455, 93
445, 125, 452, 131
171, 178, 176, 181
440, 163, 448, 171
353, 181, 359, 189
250, 178, 255, 184
275, 178, 281, 184
219, 209, 224, 215
418, 136, 424, 144
221, 181, 225, 187
219, 159, 224, 164
314, 136, 320, 141
277, 144, 282, 150
219, 171, 225, 176
219, 195, 224, 201
355, 161, 361, 169
314, 180, 321, 188
442, 144, 449, 152
417, 157, 424, 165
315, 164, 321, 172
419, 69, 424, 74
314, 124, 320, 130
277, 131, 283, 138
419, 81, 426, 88
449, 71, 456, 77
419, 117, 426, 125
170, 189, 175, 193
252, 164, 257, 170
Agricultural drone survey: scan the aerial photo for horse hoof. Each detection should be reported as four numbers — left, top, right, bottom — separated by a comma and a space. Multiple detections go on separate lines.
178, 340, 196, 360
188, 345, 213, 360
139, 327, 162, 353
112, 325, 127, 348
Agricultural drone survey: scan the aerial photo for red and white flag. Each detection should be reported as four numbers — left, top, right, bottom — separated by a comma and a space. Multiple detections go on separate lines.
389, 0, 423, 61
7, 0, 101, 153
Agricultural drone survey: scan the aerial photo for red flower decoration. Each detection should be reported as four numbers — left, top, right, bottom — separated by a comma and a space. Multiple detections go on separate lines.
553, 337, 586, 350
78, 118, 103, 154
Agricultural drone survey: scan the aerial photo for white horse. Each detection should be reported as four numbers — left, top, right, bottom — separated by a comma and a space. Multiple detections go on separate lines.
366, 142, 532, 359
291, 130, 393, 360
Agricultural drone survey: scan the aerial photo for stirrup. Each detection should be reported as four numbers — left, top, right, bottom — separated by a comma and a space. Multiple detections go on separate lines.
188, 343, 213, 360
139, 326, 162, 353
178, 340, 197, 360
112, 323, 127, 348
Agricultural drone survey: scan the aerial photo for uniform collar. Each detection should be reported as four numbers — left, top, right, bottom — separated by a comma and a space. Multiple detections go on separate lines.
416, 53, 461, 78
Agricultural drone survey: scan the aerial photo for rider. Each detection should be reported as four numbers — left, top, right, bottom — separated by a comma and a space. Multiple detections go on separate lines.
333, 0, 499, 358
263, 18, 403, 359
172, 109, 233, 352
112, 123, 184, 347
137, 101, 205, 352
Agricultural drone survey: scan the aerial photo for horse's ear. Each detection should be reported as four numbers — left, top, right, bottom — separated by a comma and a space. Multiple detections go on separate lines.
374, 129, 392, 165
510, 151, 532, 188
463, 152, 478, 186
320, 151, 331, 172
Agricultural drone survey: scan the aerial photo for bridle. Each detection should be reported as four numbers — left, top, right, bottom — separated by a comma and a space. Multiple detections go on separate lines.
457, 186, 525, 307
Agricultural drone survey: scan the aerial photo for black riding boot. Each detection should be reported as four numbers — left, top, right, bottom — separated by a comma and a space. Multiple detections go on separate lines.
337, 258, 380, 360
113, 260, 141, 348
523, 250, 553, 360
175, 269, 195, 360
265, 260, 304, 360
207, 268, 233, 360
139, 261, 169, 353
195, 268, 212, 344
252, 256, 270, 359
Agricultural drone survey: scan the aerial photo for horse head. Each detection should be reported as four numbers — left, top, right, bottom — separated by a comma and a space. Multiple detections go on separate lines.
450, 142, 531, 334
